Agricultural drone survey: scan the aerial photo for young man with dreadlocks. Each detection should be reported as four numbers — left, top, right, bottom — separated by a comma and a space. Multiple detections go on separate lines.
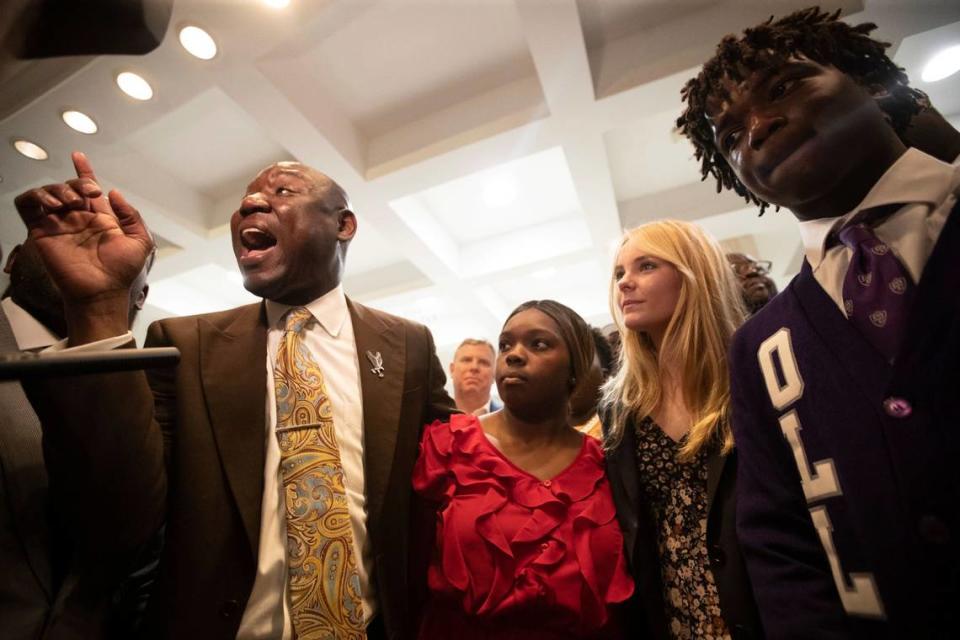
677, 7, 960, 639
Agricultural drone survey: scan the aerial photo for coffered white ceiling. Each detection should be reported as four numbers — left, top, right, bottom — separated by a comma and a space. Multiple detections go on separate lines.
2, 0, 959, 369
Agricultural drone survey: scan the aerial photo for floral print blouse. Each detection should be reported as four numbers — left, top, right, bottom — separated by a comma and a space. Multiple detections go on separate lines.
633, 416, 730, 640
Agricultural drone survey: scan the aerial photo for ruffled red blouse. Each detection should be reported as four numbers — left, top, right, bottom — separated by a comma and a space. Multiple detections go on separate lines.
412, 415, 634, 639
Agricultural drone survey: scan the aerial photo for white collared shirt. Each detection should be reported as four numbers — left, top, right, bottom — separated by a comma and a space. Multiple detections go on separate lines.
797, 148, 960, 316
1, 297, 59, 350
2, 296, 133, 354
238, 284, 375, 639
470, 398, 493, 416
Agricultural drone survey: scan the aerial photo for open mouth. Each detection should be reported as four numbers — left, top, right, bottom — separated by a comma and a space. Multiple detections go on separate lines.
239, 226, 278, 261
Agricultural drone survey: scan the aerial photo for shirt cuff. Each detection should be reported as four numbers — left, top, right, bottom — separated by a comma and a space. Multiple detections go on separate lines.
43, 332, 135, 353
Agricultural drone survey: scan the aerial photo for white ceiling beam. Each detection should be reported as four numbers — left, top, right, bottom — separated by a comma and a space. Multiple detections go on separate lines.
214, 66, 365, 191
514, 0, 595, 111
368, 115, 561, 202
514, 0, 623, 252
560, 132, 625, 252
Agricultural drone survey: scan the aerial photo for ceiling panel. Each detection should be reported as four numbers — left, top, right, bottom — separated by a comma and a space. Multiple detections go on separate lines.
392, 146, 581, 245
489, 257, 612, 327
125, 87, 289, 203
577, 0, 713, 50
605, 108, 700, 202
287, 0, 536, 136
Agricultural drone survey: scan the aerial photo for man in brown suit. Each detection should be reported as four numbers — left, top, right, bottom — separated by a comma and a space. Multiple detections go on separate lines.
16, 152, 455, 639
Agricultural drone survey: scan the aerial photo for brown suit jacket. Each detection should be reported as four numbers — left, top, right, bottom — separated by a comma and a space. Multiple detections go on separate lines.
34, 299, 456, 639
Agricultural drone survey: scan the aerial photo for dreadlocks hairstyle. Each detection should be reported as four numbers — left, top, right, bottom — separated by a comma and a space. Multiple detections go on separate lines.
677, 6, 928, 215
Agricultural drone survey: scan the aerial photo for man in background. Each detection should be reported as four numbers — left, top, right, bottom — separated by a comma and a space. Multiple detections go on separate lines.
449, 338, 498, 415
0, 235, 152, 638
726, 252, 779, 314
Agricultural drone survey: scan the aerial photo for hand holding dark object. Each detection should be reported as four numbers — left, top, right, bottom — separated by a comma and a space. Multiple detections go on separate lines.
13, 152, 155, 344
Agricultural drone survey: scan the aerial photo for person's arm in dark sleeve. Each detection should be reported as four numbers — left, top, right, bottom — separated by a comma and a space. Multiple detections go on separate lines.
25, 340, 167, 575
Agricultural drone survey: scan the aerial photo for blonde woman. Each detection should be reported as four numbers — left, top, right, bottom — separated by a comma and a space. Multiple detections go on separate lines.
600, 220, 763, 640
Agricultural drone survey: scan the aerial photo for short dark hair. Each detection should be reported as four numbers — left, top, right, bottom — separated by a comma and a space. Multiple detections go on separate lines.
505, 300, 595, 397
677, 6, 927, 214
591, 327, 615, 377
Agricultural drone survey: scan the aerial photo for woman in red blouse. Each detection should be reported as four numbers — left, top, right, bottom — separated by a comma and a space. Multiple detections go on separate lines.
413, 300, 635, 639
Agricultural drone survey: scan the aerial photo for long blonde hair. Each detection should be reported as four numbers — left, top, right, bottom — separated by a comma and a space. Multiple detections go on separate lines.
601, 220, 747, 461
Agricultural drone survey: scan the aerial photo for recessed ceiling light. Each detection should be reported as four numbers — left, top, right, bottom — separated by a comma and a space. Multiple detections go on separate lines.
482, 177, 518, 208
116, 71, 154, 100
922, 44, 960, 83
62, 110, 98, 134
264, 0, 291, 7
179, 25, 217, 60
13, 139, 48, 160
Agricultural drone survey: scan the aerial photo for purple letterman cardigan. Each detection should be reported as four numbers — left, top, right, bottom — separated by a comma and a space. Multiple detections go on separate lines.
728, 200, 960, 639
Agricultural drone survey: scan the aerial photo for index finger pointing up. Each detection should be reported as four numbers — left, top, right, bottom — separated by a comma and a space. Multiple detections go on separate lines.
72, 151, 100, 184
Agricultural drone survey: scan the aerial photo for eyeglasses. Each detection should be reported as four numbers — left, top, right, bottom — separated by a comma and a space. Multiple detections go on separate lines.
732, 259, 772, 277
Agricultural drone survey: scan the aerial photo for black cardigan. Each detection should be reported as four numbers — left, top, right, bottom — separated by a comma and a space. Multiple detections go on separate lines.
603, 415, 764, 640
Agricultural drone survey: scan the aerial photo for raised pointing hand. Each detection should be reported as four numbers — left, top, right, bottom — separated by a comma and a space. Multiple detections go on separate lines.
13, 151, 155, 341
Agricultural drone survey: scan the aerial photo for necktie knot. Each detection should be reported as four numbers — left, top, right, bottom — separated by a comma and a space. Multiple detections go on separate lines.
835, 202, 902, 249
838, 223, 880, 249
283, 306, 314, 334
837, 218, 914, 361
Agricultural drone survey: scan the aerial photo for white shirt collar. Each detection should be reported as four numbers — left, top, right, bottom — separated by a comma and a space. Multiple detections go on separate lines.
798, 148, 959, 270
1, 296, 60, 350
264, 284, 348, 337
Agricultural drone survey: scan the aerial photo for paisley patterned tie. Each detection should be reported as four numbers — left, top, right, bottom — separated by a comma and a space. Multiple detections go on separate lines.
839, 222, 915, 361
274, 307, 365, 639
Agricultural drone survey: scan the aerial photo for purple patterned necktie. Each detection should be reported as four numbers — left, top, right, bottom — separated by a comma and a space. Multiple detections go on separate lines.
838, 222, 915, 361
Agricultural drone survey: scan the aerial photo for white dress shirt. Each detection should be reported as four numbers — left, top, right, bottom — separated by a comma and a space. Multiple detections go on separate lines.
3, 294, 133, 354
238, 284, 376, 639
1, 297, 59, 350
471, 398, 493, 416
797, 148, 960, 316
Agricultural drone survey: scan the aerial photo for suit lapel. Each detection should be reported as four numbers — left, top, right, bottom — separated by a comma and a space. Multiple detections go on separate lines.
199, 303, 267, 559
348, 300, 405, 544
0, 308, 52, 599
